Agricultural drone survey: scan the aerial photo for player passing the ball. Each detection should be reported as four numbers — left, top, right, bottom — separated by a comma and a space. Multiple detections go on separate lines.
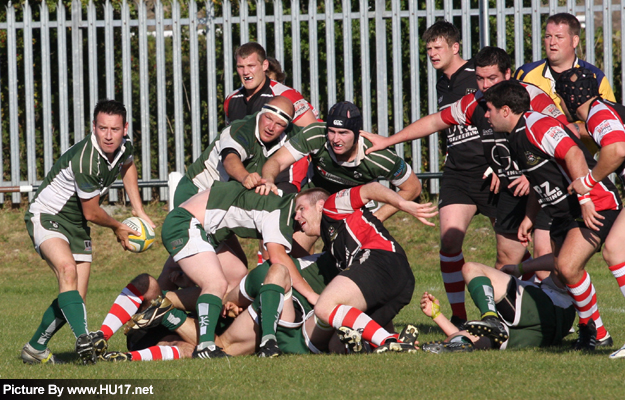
22, 99, 155, 365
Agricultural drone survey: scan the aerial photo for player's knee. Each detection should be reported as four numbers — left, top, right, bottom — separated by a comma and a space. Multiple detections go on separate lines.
602, 239, 624, 266
55, 262, 78, 284
264, 263, 290, 289
440, 231, 464, 253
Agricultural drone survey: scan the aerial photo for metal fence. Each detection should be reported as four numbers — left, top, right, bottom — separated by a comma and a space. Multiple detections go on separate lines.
1, 0, 624, 205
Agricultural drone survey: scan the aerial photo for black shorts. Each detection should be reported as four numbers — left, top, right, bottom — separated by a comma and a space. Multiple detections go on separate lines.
550, 209, 619, 249
495, 191, 552, 234
340, 249, 415, 327
438, 170, 497, 218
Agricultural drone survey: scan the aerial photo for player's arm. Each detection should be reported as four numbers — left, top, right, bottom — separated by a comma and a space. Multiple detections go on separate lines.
373, 172, 421, 222
562, 146, 604, 231
266, 242, 319, 305
221, 151, 262, 189
80, 194, 139, 251
570, 142, 625, 195
420, 292, 459, 337
361, 112, 451, 154
293, 109, 318, 127
359, 182, 438, 226
257, 146, 298, 195
120, 160, 155, 228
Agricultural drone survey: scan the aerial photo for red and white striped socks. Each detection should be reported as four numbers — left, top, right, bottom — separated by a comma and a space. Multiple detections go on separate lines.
328, 305, 394, 347
100, 283, 144, 340
609, 262, 625, 298
129, 346, 180, 361
566, 271, 608, 340
440, 251, 467, 320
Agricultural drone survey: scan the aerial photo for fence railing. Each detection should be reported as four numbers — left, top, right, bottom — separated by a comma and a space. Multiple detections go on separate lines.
1, 0, 624, 205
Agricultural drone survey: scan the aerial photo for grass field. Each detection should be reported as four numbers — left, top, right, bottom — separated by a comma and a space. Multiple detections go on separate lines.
1, 201, 624, 399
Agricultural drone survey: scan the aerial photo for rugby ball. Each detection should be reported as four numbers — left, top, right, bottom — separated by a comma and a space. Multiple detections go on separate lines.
122, 217, 155, 253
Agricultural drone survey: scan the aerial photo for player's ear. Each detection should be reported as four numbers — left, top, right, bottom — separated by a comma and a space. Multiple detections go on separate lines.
316, 199, 325, 212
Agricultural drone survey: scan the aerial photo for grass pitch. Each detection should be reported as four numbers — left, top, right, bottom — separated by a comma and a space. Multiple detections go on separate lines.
0, 202, 624, 399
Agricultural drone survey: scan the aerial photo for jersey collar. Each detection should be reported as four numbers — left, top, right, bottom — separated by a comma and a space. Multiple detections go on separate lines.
325, 136, 365, 167
90, 133, 128, 168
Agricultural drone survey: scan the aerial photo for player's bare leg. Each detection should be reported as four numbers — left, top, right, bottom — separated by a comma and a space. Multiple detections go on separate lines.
495, 232, 528, 270
531, 228, 552, 281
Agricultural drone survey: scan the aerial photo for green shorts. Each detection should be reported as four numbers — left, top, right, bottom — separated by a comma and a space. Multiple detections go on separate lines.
502, 278, 576, 349
25, 212, 92, 262
172, 176, 201, 208
161, 207, 215, 262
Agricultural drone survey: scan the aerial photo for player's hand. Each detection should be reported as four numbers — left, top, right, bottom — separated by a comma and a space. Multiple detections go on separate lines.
580, 199, 604, 231
242, 172, 263, 189
500, 263, 523, 278
255, 179, 279, 196
360, 130, 390, 154
132, 209, 157, 229
420, 292, 440, 318
567, 178, 591, 196
484, 168, 500, 194
400, 201, 438, 227
114, 223, 141, 251
517, 216, 534, 247
304, 291, 319, 306
508, 175, 530, 197
221, 301, 243, 319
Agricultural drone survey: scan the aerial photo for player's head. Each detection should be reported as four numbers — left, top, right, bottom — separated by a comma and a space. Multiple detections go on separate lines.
266, 56, 286, 83
235, 42, 269, 93
326, 101, 363, 157
482, 80, 530, 133
92, 99, 128, 158
474, 46, 512, 92
257, 96, 294, 143
295, 187, 330, 237
422, 20, 461, 72
545, 13, 580, 66
555, 67, 599, 120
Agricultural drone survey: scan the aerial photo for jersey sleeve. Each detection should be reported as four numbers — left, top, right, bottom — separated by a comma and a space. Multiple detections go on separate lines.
440, 93, 478, 126
587, 105, 625, 147
525, 113, 576, 160
218, 124, 252, 161
599, 77, 617, 103
364, 144, 413, 187
284, 124, 327, 161
524, 83, 569, 125
73, 169, 102, 200
322, 186, 366, 219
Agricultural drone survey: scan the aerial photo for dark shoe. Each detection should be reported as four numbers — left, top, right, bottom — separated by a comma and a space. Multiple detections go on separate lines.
257, 339, 282, 358
597, 332, 613, 348
89, 330, 108, 358
466, 316, 509, 347
450, 316, 467, 329
192, 344, 229, 359
572, 319, 597, 351
373, 340, 418, 354
124, 296, 173, 334
100, 351, 132, 362
398, 324, 419, 345
75, 333, 96, 365
21, 343, 64, 365
422, 339, 474, 354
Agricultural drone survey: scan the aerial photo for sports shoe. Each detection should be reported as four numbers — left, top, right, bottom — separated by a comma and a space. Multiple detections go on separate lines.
100, 351, 132, 362
398, 325, 419, 345
466, 316, 509, 346
373, 340, 418, 354
89, 330, 108, 358
422, 339, 474, 354
257, 339, 282, 358
124, 296, 173, 334
450, 316, 467, 329
75, 333, 96, 364
597, 332, 614, 348
192, 343, 229, 359
571, 319, 597, 351
609, 343, 625, 359
21, 343, 63, 365
337, 326, 367, 354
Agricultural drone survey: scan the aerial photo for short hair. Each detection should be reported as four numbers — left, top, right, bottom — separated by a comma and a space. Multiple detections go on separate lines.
482, 80, 530, 114
546, 13, 581, 37
474, 46, 512, 75
295, 187, 330, 206
93, 99, 127, 126
266, 56, 286, 83
235, 42, 266, 62
422, 20, 461, 46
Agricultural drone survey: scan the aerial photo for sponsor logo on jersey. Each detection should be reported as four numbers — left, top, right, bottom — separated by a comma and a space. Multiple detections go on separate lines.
525, 151, 539, 166
84, 240, 92, 251
492, 144, 512, 170
465, 88, 477, 95
543, 104, 561, 118
50, 220, 59, 230
327, 225, 337, 241
596, 120, 614, 139
170, 238, 184, 250
482, 128, 494, 136
545, 126, 567, 142
318, 157, 326, 166
294, 99, 308, 117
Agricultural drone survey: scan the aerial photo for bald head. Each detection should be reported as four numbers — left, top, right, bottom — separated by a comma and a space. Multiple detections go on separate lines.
267, 96, 295, 119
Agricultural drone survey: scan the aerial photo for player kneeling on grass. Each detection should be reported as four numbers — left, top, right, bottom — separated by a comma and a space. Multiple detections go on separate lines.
21, 99, 155, 365
420, 260, 576, 353
292, 183, 438, 353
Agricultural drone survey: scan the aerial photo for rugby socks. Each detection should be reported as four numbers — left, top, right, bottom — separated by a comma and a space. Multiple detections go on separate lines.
566, 271, 608, 340
467, 277, 498, 319
129, 345, 181, 361
440, 251, 467, 320
328, 305, 394, 347
608, 262, 625, 298
196, 294, 222, 346
58, 290, 88, 338
161, 308, 188, 331
100, 283, 144, 340
257, 251, 265, 266
258, 284, 285, 346
28, 298, 66, 351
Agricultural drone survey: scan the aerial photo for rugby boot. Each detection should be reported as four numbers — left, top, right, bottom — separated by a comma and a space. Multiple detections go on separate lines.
422, 339, 474, 354
89, 330, 108, 358
75, 333, 96, 364
100, 351, 132, 362
124, 296, 173, 334
398, 324, 419, 346
338, 326, 368, 354
192, 343, 229, 359
466, 316, 509, 347
596, 332, 614, 348
571, 319, 597, 351
373, 339, 418, 354
21, 343, 64, 365
256, 339, 282, 358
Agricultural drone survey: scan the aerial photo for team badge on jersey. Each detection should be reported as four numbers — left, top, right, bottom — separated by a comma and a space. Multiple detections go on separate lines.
524, 151, 539, 166
354, 171, 362, 179
327, 226, 337, 241
84, 240, 92, 251
465, 88, 477, 95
